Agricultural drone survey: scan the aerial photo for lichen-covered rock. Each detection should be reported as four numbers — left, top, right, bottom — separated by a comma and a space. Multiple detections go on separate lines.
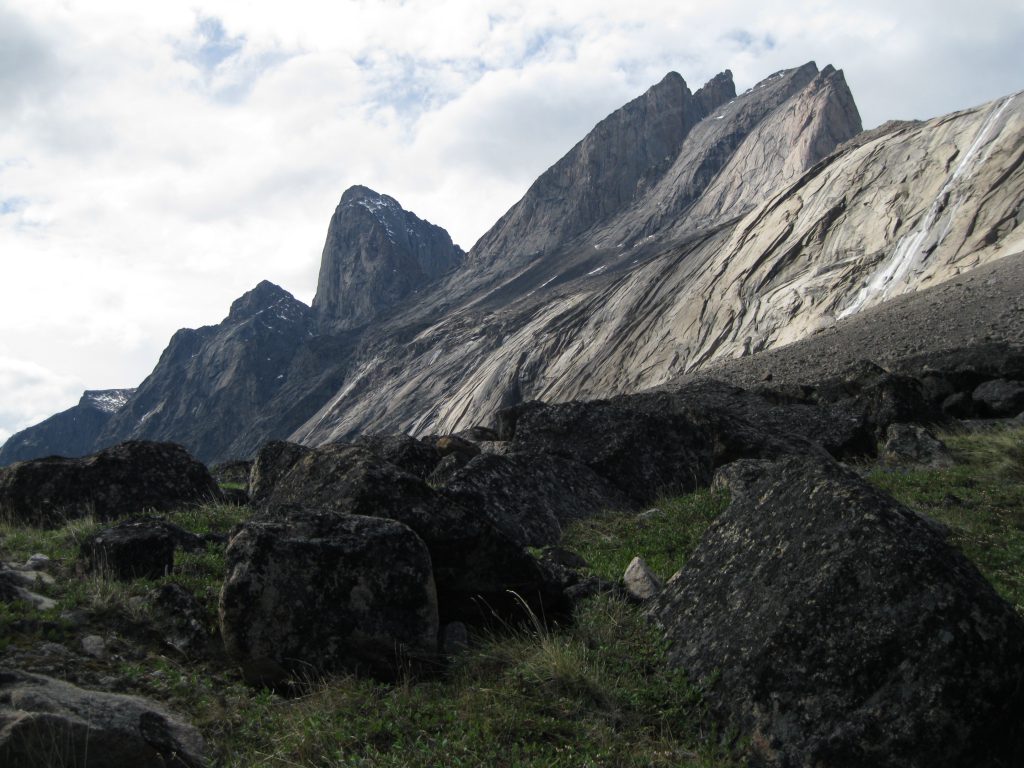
510, 393, 717, 504
0, 668, 206, 767
152, 583, 213, 658
443, 452, 623, 547
247, 440, 311, 507
651, 455, 1024, 768
263, 444, 559, 624
80, 520, 176, 581
220, 511, 438, 685
354, 433, 440, 479
882, 423, 954, 467
0, 441, 221, 526
972, 378, 1024, 417
209, 459, 252, 487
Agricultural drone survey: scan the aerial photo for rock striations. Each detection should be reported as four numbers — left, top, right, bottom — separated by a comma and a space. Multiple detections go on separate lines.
4, 61, 1024, 465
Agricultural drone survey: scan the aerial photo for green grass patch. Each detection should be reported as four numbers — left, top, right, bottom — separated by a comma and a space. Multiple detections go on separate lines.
868, 425, 1024, 613
209, 594, 736, 768
561, 489, 730, 582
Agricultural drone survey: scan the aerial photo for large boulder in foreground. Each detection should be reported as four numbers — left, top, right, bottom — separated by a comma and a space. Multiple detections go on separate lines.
651, 455, 1024, 768
0, 441, 222, 526
220, 510, 438, 686
264, 444, 559, 623
0, 668, 205, 767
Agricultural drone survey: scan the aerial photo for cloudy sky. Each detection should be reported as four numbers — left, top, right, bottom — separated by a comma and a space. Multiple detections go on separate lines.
2, 0, 1023, 444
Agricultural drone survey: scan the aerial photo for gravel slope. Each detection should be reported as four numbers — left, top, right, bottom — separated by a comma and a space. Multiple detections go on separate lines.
674, 250, 1024, 388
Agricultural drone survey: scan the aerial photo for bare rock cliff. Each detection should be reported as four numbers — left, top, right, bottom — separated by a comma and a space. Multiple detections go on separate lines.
312, 186, 464, 332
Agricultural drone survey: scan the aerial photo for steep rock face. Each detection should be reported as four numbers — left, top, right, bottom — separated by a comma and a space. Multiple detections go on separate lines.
469, 70, 735, 274
97, 281, 315, 463
312, 186, 464, 331
0, 389, 135, 466
291, 63, 868, 443
293, 78, 1023, 444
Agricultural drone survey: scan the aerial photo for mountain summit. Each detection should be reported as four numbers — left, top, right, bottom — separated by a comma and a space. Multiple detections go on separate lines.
312, 186, 465, 332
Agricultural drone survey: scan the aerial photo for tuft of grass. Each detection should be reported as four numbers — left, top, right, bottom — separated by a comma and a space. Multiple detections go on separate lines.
561, 489, 729, 582
869, 425, 1024, 613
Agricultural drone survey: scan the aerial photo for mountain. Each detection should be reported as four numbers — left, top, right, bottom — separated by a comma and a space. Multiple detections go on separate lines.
0, 390, 135, 466
4, 61, 1023, 465
312, 185, 465, 332
92, 281, 316, 464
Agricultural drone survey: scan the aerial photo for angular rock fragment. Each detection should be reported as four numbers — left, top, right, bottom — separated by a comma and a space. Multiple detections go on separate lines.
651, 455, 1024, 768
80, 520, 176, 581
882, 423, 954, 467
623, 556, 663, 602
972, 378, 1024, 417
220, 510, 438, 685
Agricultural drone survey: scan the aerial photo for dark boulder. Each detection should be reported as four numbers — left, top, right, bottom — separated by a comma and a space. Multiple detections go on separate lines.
510, 393, 718, 504
247, 440, 311, 507
509, 387, 831, 504
152, 583, 213, 658
893, 342, 1024, 393
263, 445, 559, 624
651, 455, 1024, 768
453, 425, 500, 443
494, 400, 547, 441
942, 391, 976, 418
433, 435, 480, 461
443, 452, 623, 547
671, 382, 870, 461
882, 423, 954, 467
0, 441, 222, 527
354, 433, 440, 479
219, 510, 438, 685
0, 669, 206, 767
80, 519, 177, 581
972, 379, 1024, 417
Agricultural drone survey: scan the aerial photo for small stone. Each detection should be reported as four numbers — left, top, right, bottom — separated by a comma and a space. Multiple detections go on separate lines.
81, 635, 107, 659
623, 556, 663, 602
24, 553, 51, 571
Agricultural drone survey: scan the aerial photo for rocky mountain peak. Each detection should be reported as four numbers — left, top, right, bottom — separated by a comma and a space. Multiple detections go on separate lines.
468, 69, 735, 272
227, 280, 301, 323
312, 186, 465, 332
694, 69, 735, 113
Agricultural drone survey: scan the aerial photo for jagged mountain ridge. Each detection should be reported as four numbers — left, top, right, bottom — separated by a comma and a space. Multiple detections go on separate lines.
289, 62, 869, 442
4, 61, 1023, 465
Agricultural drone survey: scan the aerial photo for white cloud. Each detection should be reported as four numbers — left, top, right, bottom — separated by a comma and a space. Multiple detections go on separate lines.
0, 356, 84, 438
1, 0, 1023, 440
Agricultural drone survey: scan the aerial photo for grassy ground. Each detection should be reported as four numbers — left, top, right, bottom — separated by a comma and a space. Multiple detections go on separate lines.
868, 425, 1024, 614
0, 495, 737, 767
1, 425, 1021, 766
